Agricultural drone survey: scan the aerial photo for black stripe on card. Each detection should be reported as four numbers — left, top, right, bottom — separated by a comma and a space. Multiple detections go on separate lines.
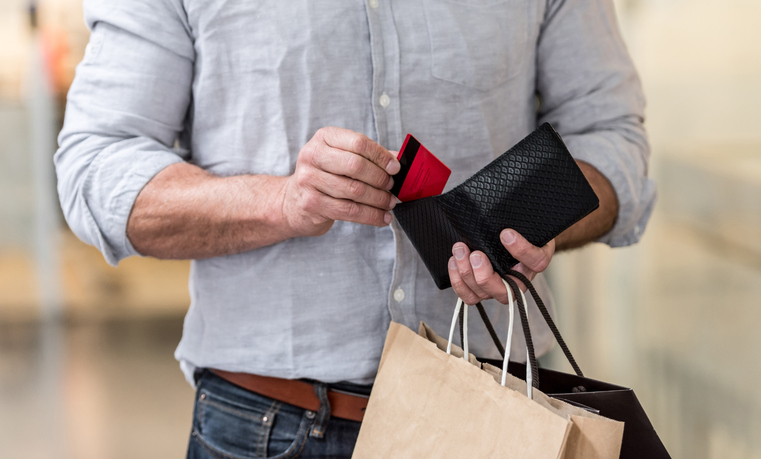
390, 135, 420, 197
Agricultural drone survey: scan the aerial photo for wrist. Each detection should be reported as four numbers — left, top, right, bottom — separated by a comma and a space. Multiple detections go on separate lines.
269, 175, 301, 239
555, 161, 618, 251
241, 174, 299, 240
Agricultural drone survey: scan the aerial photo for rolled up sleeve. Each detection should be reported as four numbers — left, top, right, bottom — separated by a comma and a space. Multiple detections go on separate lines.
55, 0, 193, 265
536, 0, 657, 247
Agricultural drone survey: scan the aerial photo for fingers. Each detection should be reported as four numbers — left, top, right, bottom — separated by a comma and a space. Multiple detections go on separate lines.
307, 145, 392, 191
309, 192, 392, 227
500, 229, 555, 274
312, 171, 396, 211
468, 251, 514, 303
451, 243, 487, 302
317, 127, 401, 175
448, 256, 481, 305
286, 128, 400, 235
447, 231, 555, 304
449, 243, 514, 305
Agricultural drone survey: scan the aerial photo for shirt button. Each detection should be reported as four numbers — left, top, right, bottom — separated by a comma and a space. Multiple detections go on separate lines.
369, 0, 379, 8
393, 288, 405, 302
379, 93, 390, 108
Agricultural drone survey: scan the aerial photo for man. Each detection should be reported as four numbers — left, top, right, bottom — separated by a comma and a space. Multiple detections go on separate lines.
56, 0, 655, 457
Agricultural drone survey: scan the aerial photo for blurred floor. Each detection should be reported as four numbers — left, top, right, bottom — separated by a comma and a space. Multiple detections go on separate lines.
0, 317, 194, 459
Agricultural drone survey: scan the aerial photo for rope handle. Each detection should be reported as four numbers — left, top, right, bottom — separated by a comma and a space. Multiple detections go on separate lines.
504, 275, 540, 389
506, 269, 584, 378
473, 271, 584, 387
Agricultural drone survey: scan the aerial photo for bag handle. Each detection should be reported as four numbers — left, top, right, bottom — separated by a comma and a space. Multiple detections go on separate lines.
474, 269, 585, 383
446, 298, 469, 358
446, 279, 535, 399
503, 275, 541, 388
507, 269, 584, 377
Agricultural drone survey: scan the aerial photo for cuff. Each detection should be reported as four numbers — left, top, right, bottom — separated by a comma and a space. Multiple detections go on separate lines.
82, 139, 184, 265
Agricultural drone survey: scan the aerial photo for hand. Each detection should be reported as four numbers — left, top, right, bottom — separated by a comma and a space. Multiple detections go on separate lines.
448, 229, 555, 304
280, 127, 401, 237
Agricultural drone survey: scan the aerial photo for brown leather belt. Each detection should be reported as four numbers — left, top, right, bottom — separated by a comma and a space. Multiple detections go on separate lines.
211, 369, 368, 422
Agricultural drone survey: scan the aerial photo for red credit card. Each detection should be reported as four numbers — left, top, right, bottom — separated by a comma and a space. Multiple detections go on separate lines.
390, 134, 451, 202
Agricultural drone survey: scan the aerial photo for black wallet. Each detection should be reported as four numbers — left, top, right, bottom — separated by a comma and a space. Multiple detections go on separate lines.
392, 123, 599, 290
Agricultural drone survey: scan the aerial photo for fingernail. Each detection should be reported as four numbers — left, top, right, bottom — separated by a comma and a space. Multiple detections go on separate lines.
501, 230, 516, 245
384, 212, 392, 224
388, 195, 397, 209
386, 159, 401, 175
453, 245, 465, 260
386, 176, 394, 190
470, 253, 483, 268
448, 258, 457, 270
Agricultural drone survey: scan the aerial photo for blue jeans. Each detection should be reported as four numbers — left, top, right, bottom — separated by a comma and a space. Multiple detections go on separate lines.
187, 370, 368, 459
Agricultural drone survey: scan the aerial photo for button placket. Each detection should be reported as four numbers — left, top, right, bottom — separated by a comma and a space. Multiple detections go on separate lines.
370, 1, 408, 324
365, 0, 388, 148
376, 0, 403, 147
367, 0, 401, 324
387, 221, 420, 330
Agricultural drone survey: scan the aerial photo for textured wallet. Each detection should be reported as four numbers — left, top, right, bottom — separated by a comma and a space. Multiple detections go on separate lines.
393, 123, 599, 290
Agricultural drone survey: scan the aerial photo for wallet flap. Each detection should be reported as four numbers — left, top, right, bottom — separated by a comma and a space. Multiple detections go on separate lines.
391, 198, 461, 289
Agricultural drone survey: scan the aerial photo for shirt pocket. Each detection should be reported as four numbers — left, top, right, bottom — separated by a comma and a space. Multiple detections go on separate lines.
423, 0, 529, 91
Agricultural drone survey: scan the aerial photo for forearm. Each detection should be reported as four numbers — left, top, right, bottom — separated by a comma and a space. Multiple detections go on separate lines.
127, 162, 291, 259
127, 127, 399, 260
555, 160, 619, 251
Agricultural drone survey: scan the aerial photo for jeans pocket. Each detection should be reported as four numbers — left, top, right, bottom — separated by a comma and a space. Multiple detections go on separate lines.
193, 388, 276, 459
265, 410, 314, 459
423, 0, 529, 91
192, 386, 313, 459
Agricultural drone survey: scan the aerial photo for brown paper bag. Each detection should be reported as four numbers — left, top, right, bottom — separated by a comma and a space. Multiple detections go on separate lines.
352, 321, 623, 458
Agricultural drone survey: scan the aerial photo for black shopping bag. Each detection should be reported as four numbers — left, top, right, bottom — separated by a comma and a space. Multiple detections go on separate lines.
473, 271, 671, 459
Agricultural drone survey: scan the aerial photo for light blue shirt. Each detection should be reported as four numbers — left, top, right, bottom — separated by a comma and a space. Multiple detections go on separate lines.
56, 0, 655, 385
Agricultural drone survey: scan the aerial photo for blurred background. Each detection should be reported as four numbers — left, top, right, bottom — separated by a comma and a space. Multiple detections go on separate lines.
0, 0, 759, 457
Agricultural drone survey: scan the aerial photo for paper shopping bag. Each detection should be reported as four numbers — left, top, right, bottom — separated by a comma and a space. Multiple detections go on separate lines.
352, 320, 623, 459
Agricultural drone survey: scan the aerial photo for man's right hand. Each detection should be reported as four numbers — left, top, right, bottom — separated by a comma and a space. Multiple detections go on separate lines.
280, 127, 401, 238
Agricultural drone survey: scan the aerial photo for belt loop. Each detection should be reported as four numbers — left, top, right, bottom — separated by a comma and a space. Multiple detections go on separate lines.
310, 382, 331, 438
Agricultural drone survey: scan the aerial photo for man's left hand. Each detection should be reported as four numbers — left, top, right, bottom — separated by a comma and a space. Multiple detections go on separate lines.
448, 229, 554, 304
